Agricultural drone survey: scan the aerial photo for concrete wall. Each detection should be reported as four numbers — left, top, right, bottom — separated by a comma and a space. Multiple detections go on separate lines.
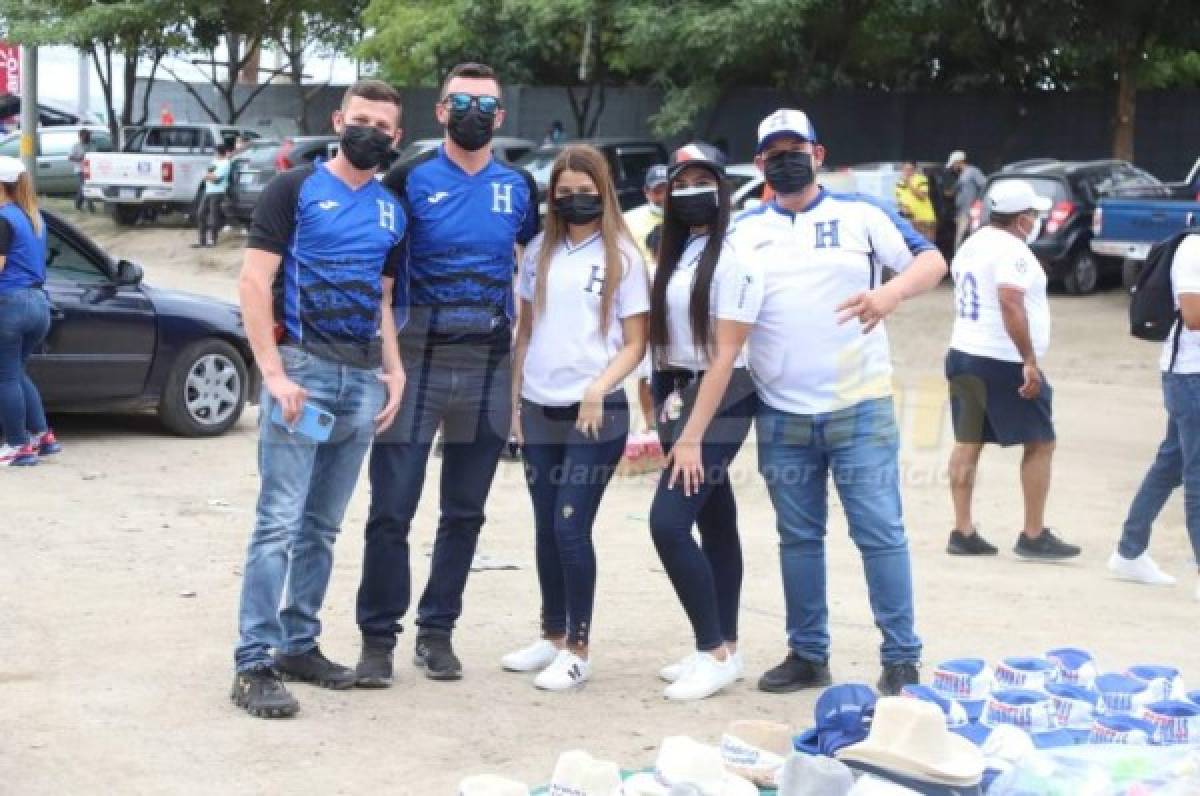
132, 79, 1200, 180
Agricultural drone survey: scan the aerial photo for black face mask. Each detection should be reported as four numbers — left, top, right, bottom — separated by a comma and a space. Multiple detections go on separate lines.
554, 193, 604, 225
447, 107, 495, 152
763, 150, 815, 196
339, 124, 394, 171
672, 186, 720, 227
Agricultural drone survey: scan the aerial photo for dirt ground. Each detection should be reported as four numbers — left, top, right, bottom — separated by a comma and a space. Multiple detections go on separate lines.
3, 204, 1197, 794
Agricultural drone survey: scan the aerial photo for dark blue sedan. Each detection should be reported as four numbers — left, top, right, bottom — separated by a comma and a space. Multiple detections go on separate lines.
26, 210, 256, 436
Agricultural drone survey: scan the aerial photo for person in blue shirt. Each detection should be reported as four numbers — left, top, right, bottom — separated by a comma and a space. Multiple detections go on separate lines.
355, 62, 539, 685
0, 156, 56, 467
231, 80, 407, 719
192, 143, 232, 248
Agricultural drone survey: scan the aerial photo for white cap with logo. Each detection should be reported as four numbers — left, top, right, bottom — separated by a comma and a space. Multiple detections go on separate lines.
988, 180, 1053, 214
756, 109, 818, 154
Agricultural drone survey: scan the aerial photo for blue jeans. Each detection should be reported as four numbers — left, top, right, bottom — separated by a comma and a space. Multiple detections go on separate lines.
649, 368, 756, 651
1119, 372, 1200, 565
235, 346, 384, 672
520, 393, 629, 647
0, 288, 51, 447
756, 397, 922, 666
357, 339, 512, 645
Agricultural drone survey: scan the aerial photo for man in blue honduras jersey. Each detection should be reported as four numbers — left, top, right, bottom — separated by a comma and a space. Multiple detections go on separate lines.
355, 63, 539, 685
729, 109, 948, 699
231, 80, 407, 719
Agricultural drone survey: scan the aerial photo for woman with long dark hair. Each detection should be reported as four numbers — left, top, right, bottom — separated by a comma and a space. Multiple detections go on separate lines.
0, 156, 58, 466
647, 143, 763, 700
503, 144, 649, 691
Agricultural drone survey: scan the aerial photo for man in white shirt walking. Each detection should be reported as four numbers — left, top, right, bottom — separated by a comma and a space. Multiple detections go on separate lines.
944, 180, 1081, 561
731, 109, 947, 696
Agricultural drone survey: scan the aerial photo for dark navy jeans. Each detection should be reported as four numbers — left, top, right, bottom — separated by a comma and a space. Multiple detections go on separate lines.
357, 339, 512, 647
1119, 372, 1200, 565
520, 392, 629, 647
648, 368, 756, 651
0, 287, 51, 447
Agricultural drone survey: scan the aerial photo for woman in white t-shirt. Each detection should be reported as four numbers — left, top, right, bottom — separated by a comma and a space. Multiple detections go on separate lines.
647, 143, 764, 701
503, 145, 650, 691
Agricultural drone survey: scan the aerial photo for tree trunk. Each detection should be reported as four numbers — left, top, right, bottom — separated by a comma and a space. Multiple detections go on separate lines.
1113, 40, 1137, 161
90, 42, 119, 145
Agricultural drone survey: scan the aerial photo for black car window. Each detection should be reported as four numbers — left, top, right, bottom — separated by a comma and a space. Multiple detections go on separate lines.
122, 128, 147, 152
614, 148, 661, 187
46, 229, 110, 284
144, 127, 208, 152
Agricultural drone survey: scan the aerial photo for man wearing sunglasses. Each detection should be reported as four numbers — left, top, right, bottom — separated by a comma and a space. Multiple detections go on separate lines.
356, 62, 539, 685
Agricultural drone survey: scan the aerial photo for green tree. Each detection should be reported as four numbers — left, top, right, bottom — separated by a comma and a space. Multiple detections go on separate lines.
272, 0, 367, 132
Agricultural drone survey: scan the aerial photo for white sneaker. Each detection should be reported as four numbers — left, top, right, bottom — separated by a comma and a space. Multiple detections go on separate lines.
1108, 551, 1176, 586
533, 650, 590, 691
501, 639, 560, 672
660, 650, 745, 683
664, 652, 738, 701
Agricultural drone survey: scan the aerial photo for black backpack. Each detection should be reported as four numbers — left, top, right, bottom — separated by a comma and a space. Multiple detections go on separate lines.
1130, 229, 1200, 371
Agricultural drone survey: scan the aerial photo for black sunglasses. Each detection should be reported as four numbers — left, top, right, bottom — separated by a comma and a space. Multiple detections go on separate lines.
442, 93, 501, 115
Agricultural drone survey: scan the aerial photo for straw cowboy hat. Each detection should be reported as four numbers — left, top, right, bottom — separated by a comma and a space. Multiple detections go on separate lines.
547, 750, 624, 796
836, 697, 984, 786
458, 774, 532, 796
719, 720, 793, 787
623, 736, 758, 796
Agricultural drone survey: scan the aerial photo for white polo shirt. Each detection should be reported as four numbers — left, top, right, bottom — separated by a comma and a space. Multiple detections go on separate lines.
1164, 234, 1200, 373
518, 231, 650, 406
729, 191, 930, 415
662, 235, 764, 371
949, 225, 1051, 363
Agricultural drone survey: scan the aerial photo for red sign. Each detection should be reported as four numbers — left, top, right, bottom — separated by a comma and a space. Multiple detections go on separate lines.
0, 42, 20, 96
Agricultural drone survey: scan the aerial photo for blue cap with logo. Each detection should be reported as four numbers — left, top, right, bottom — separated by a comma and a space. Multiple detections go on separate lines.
756, 109, 818, 154
793, 683, 877, 757
643, 164, 668, 190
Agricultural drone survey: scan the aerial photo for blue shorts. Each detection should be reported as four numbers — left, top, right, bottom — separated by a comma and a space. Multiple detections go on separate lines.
945, 348, 1055, 446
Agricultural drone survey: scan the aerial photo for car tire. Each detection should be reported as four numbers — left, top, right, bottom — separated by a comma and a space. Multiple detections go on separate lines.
113, 204, 142, 226
1122, 258, 1142, 293
158, 338, 248, 437
1063, 250, 1100, 295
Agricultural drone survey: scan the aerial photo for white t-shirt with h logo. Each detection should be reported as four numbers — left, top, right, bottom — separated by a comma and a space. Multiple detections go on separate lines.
518, 231, 651, 407
729, 191, 928, 415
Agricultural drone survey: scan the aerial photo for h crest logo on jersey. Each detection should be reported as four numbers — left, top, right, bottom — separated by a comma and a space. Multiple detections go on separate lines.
491, 182, 513, 214
584, 264, 605, 295
377, 199, 396, 232
814, 220, 841, 249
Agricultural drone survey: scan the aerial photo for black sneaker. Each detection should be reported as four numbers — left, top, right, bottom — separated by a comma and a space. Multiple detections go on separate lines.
947, 529, 999, 556
274, 646, 357, 690
878, 662, 920, 696
1014, 528, 1082, 561
756, 652, 832, 693
356, 642, 394, 689
414, 634, 463, 681
230, 667, 299, 719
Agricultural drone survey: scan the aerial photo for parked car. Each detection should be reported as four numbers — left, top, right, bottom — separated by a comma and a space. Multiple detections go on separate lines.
1091, 157, 1200, 289
515, 138, 668, 211
395, 136, 537, 167
0, 125, 113, 195
24, 210, 257, 437
82, 124, 260, 226
225, 136, 338, 224
970, 159, 1171, 294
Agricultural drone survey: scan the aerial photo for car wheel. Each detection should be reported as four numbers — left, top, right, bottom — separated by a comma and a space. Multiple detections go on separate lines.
159, 339, 248, 437
1063, 250, 1100, 295
113, 204, 142, 226
1122, 258, 1142, 293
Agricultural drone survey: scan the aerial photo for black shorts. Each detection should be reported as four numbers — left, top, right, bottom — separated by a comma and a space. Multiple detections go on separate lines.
945, 348, 1055, 446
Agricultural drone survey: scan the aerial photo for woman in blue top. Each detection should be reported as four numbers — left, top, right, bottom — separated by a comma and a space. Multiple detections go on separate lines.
0, 156, 57, 466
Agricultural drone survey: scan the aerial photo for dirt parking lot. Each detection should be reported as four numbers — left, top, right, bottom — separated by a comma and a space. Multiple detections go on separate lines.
2, 205, 1197, 794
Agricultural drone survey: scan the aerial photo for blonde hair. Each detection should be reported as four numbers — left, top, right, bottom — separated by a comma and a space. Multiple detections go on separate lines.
1, 172, 43, 235
535, 144, 637, 332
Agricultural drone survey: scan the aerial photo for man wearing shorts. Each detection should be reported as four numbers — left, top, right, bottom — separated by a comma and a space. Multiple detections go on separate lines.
944, 179, 1081, 560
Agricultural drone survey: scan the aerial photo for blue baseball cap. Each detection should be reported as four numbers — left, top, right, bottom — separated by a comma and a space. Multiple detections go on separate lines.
1046, 647, 1098, 688
931, 658, 993, 722
643, 164, 668, 190
793, 684, 876, 757
756, 108, 818, 154
1046, 683, 1100, 744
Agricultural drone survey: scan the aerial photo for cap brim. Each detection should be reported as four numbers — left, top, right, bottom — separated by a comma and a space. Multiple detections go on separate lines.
667, 159, 725, 182
756, 130, 814, 154
792, 728, 821, 756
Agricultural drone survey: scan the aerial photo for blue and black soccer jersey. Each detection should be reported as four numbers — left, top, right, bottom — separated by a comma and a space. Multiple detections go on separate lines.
382, 146, 538, 346
248, 161, 407, 368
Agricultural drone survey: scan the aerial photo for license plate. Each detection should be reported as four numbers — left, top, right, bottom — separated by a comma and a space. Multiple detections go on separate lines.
119, 188, 138, 200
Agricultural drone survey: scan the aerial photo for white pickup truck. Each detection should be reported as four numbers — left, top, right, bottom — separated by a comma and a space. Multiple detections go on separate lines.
83, 124, 259, 225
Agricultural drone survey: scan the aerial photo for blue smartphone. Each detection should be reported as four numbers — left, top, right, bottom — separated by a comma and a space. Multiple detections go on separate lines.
270, 401, 335, 442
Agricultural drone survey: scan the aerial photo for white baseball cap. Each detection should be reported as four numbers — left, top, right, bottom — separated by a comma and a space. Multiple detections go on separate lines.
756, 108, 818, 154
945, 150, 967, 168
987, 180, 1053, 214
0, 155, 27, 182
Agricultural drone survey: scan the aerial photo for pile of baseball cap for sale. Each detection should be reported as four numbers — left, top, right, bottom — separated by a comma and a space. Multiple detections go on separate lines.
458, 648, 1200, 796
